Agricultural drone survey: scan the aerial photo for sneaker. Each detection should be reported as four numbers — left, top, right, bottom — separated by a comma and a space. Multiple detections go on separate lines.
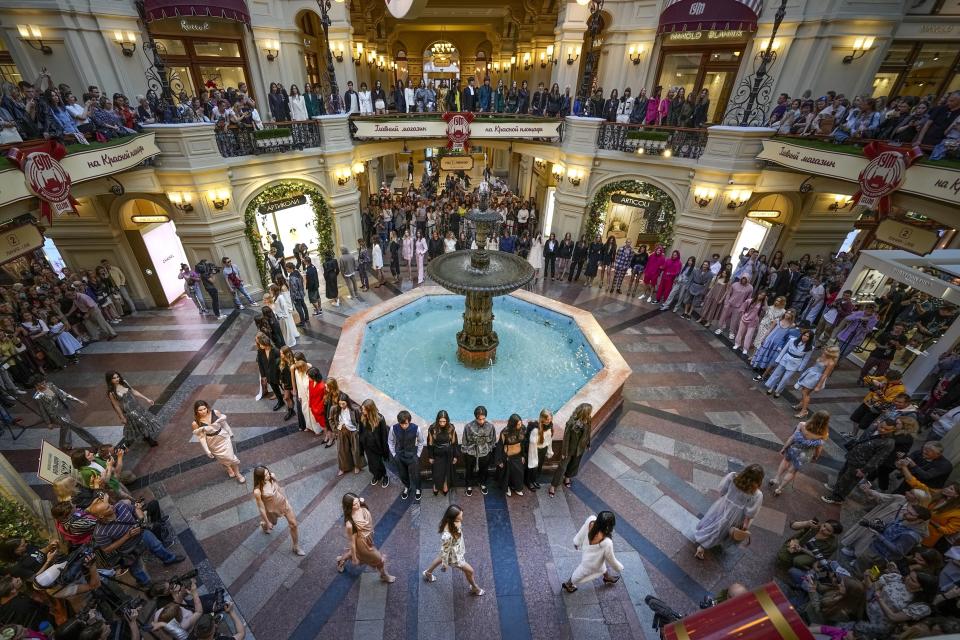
371, 477, 378, 486
714, 329, 722, 335
162, 554, 187, 566
742, 349, 749, 356
506, 488, 512, 497
515, 491, 523, 496
822, 481, 834, 491
466, 487, 473, 497
839, 546, 856, 558
313, 310, 322, 316
381, 476, 389, 488
238, 304, 245, 310
401, 488, 409, 500
727, 333, 735, 340
415, 490, 422, 502
480, 485, 488, 496
820, 495, 842, 505
217, 314, 227, 320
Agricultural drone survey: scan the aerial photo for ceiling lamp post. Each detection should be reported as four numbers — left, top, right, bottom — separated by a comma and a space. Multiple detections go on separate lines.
576, 0, 604, 115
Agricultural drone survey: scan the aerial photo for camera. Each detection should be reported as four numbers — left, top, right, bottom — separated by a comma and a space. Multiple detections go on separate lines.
645, 594, 683, 630
170, 569, 198, 586
121, 596, 145, 615
858, 518, 886, 532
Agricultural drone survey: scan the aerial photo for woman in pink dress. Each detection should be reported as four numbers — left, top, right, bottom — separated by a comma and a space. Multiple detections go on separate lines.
645, 87, 662, 125
733, 292, 766, 355
713, 276, 754, 339
658, 89, 673, 125
656, 250, 682, 303
402, 230, 414, 282
638, 245, 665, 302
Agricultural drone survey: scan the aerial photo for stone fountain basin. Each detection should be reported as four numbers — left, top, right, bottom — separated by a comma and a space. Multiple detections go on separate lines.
328, 286, 631, 441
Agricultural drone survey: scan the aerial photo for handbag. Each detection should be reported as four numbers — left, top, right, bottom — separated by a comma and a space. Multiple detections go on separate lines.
729, 526, 751, 545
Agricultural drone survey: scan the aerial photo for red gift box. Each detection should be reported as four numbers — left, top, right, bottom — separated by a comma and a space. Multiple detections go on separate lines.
665, 583, 814, 640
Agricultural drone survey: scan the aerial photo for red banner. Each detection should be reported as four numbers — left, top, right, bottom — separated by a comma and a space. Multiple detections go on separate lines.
5, 141, 78, 226
853, 142, 923, 215
442, 111, 474, 152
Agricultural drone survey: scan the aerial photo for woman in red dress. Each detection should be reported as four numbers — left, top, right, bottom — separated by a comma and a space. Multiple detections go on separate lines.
307, 367, 331, 448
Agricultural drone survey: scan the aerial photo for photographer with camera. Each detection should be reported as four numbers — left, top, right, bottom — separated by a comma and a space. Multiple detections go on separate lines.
195, 260, 225, 321
67, 605, 142, 640
777, 519, 844, 572
148, 577, 204, 640
0, 574, 52, 632
855, 504, 932, 574
90, 498, 185, 588
191, 600, 244, 640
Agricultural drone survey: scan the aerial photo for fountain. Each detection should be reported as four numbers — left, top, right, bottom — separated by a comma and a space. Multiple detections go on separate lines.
426, 181, 535, 367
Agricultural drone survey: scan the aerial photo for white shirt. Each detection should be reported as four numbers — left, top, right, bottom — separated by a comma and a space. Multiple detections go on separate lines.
358, 90, 373, 115
404, 87, 415, 112
66, 103, 89, 124
289, 95, 308, 121
517, 208, 529, 223
526, 425, 554, 468
932, 406, 960, 439
710, 260, 722, 275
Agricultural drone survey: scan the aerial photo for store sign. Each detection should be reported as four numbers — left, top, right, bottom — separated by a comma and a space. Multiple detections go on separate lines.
351, 117, 562, 142
0, 133, 160, 211
0, 222, 44, 264
747, 209, 781, 219
6, 141, 77, 225
131, 214, 171, 224
853, 142, 923, 214
37, 440, 77, 484
180, 19, 211, 32
440, 156, 474, 171
259, 195, 307, 214
875, 219, 939, 256
757, 139, 960, 208
611, 193, 654, 209
667, 29, 746, 42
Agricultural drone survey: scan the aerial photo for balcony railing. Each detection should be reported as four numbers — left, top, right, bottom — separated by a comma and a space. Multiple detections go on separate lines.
597, 122, 707, 159
215, 120, 323, 158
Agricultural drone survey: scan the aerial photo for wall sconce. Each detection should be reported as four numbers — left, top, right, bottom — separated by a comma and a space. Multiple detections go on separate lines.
367, 50, 377, 65
332, 42, 345, 62
17, 25, 52, 55
510, 55, 517, 68
567, 45, 581, 65
352, 162, 366, 182
167, 191, 193, 212
335, 167, 352, 186
693, 186, 716, 208
493, 61, 500, 72
726, 189, 752, 209
263, 40, 280, 61
113, 31, 137, 57
523, 52, 532, 71
534, 157, 546, 171
353, 42, 363, 64
828, 194, 853, 210
207, 189, 230, 209
566, 167, 584, 186
843, 36, 875, 64
552, 164, 565, 180
628, 44, 643, 65
377, 56, 385, 71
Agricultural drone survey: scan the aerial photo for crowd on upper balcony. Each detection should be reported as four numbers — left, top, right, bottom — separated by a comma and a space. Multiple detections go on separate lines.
767, 90, 960, 161
0, 70, 154, 147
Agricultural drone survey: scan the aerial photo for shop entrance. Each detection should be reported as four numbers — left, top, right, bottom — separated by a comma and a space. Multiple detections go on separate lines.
656, 45, 745, 124
255, 194, 321, 260
120, 199, 189, 307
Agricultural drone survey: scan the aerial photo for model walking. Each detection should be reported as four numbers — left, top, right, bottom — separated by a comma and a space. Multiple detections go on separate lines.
253, 465, 304, 556
416, 230, 428, 284
694, 464, 764, 559
267, 285, 299, 347
462, 405, 496, 497
497, 414, 527, 496
191, 400, 244, 484
561, 511, 623, 593
32, 376, 99, 450
308, 368, 332, 446
422, 505, 485, 596
359, 399, 391, 488
402, 230, 415, 282
336, 493, 395, 582
371, 237, 385, 288
105, 370, 160, 447
763, 329, 814, 397
329, 392, 364, 476
750, 310, 797, 373
768, 411, 829, 496
428, 410, 459, 496
793, 346, 840, 419
527, 234, 544, 282
525, 409, 554, 491
549, 403, 593, 497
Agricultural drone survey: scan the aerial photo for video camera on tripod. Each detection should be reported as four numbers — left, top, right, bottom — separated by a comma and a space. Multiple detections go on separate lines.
644, 593, 718, 635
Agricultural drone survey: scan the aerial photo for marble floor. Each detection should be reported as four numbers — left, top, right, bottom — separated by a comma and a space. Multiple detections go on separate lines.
6, 273, 873, 640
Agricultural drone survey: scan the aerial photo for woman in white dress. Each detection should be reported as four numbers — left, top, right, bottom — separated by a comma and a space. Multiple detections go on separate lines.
191, 400, 244, 483
358, 82, 373, 115
371, 237, 385, 288
562, 511, 623, 593
422, 504, 484, 596
694, 464, 764, 559
292, 352, 321, 434
288, 85, 308, 121
443, 231, 457, 253
415, 231, 428, 284
267, 285, 299, 347
527, 234, 544, 282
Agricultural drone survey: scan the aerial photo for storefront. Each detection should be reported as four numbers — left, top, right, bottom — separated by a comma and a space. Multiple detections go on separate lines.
654, 0, 759, 123
872, 40, 960, 100
841, 249, 960, 391
143, 0, 253, 98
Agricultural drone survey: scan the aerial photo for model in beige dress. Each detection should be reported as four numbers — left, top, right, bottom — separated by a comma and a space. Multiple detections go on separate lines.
335, 492, 395, 582
253, 465, 304, 556
191, 400, 244, 484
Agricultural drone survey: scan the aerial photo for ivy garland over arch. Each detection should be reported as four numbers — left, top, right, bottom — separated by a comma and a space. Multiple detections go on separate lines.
243, 180, 335, 287
585, 179, 677, 249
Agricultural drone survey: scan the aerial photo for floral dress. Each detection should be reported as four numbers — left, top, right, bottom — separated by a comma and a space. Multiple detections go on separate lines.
440, 529, 466, 567
753, 305, 785, 350
782, 422, 824, 471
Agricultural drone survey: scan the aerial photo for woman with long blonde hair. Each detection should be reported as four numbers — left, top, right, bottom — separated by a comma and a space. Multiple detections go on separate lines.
769, 411, 830, 496
793, 346, 840, 419
525, 409, 554, 492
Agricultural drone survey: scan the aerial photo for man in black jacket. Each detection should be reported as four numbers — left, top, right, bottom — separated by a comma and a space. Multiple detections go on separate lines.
895, 441, 953, 491
461, 77, 477, 112
773, 261, 800, 301
822, 418, 896, 504
543, 233, 559, 281
343, 81, 359, 114
304, 256, 322, 316
531, 82, 546, 116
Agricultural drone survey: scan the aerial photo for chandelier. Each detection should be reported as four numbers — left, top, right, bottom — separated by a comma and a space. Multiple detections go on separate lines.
431, 41, 454, 55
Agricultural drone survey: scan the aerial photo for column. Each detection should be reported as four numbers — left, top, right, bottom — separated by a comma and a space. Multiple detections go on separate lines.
554, 31, 584, 93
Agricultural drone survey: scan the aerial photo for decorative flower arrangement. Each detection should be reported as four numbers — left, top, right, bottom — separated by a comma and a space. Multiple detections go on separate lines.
0, 495, 46, 543
585, 179, 676, 249
243, 180, 334, 286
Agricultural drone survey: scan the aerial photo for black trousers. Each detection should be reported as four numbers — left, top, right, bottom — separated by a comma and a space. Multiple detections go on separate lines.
850, 403, 879, 432
524, 446, 549, 485
390, 259, 400, 279
203, 287, 221, 316
464, 453, 491, 488
396, 454, 421, 491
551, 453, 583, 487
501, 454, 524, 492
828, 462, 860, 501
544, 256, 556, 279
366, 450, 388, 482
568, 261, 585, 282
292, 297, 309, 324
431, 446, 455, 491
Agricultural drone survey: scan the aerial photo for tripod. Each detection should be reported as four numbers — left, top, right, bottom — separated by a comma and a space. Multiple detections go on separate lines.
0, 393, 38, 440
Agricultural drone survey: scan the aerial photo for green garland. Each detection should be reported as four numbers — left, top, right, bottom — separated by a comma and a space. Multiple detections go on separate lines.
243, 180, 335, 287
585, 179, 677, 249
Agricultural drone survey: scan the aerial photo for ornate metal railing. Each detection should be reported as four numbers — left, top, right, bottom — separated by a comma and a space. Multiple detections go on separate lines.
214, 120, 323, 158
596, 122, 707, 159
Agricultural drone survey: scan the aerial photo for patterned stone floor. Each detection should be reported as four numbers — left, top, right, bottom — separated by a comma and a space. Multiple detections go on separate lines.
5, 273, 873, 640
